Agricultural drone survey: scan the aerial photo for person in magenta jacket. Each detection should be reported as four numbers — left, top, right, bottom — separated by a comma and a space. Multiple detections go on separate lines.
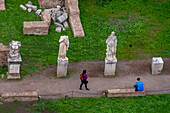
79, 70, 89, 90
134, 78, 144, 91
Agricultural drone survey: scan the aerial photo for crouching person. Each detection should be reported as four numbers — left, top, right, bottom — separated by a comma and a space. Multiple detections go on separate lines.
134, 78, 144, 91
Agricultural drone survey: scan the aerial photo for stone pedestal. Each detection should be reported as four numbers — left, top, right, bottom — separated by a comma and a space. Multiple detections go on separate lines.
104, 58, 117, 76
152, 57, 164, 75
7, 55, 22, 79
57, 60, 68, 77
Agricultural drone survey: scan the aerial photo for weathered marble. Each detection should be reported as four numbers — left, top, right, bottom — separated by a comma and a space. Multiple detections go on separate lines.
104, 58, 117, 76
55, 27, 62, 32
57, 60, 68, 77
7, 41, 22, 79
58, 36, 69, 61
152, 57, 164, 75
20, 4, 27, 11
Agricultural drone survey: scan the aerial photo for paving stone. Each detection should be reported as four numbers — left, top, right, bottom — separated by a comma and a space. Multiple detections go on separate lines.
0, 0, 6, 11
69, 16, 85, 37
23, 21, 49, 35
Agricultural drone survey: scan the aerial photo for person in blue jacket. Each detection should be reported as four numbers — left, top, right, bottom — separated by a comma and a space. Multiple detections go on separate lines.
134, 78, 144, 91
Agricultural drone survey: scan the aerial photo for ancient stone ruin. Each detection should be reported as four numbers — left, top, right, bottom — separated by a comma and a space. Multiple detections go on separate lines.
152, 57, 164, 75
0, 43, 9, 66
7, 41, 22, 79
65, 0, 85, 37
104, 31, 117, 76
57, 36, 69, 77
38, 0, 64, 8
0, 0, 6, 11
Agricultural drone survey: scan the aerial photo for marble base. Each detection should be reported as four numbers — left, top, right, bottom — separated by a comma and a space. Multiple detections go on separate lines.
57, 60, 68, 77
152, 57, 164, 75
7, 73, 21, 79
104, 58, 117, 76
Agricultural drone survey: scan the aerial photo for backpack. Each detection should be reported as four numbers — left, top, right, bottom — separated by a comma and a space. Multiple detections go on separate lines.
80, 74, 84, 80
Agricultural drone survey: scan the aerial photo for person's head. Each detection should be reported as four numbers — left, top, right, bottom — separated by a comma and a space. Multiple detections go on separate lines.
83, 70, 86, 74
137, 78, 140, 81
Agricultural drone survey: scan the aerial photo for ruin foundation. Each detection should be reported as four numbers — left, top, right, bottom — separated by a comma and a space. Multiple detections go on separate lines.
38, 0, 64, 8
0, 0, 6, 11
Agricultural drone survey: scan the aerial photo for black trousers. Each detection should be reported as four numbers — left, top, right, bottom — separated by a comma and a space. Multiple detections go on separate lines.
80, 80, 88, 89
134, 85, 138, 91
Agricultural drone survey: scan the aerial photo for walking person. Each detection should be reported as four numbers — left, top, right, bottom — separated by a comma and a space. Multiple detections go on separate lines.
134, 78, 144, 91
79, 70, 90, 90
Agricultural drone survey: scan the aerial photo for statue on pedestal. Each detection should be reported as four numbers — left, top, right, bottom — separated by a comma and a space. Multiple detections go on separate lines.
58, 36, 69, 61
106, 31, 117, 61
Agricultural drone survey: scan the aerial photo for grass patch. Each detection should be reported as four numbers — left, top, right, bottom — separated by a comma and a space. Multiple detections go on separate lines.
0, 0, 169, 76
28, 94, 170, 113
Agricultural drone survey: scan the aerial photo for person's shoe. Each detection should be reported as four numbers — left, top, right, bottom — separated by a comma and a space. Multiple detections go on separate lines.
79, 88, 82, 90
86, 88, 90, 90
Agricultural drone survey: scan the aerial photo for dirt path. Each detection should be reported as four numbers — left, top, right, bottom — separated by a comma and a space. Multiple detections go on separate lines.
0, 58, 170, 98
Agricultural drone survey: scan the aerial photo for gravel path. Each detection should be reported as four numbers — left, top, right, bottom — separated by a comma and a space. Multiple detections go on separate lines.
0, 58, 169, 99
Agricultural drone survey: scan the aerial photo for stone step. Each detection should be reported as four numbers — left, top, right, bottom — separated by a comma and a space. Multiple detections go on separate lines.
107, 88, 145, 97
0, 0, 6, 11
1, 91, 38, 101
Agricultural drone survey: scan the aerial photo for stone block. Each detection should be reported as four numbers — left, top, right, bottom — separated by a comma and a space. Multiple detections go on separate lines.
0, 43, 9, 66
38, 0, 64, 8
20, 4, 27, 11
65, 0, 78, 13
57, 61, 68, 77
2, 91, 38, 101
107, 88, 145, 97
55, 27, 62, 32
69, 16, 85, 37
56, 13, 68, 23
0, 0, 6, 11
63, 21, 69, 28
23, 21, 49, 35
41, 11, 51, 26
152, 57, 164, 75
104, 58, 117, 76
54, 22, 63, 28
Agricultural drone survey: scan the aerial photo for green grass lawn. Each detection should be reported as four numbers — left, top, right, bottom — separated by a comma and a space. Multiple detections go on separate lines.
0, 0, 169, 76
1, 94, 169, 113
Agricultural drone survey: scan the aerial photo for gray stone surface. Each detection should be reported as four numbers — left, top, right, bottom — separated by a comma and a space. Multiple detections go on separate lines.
25, 4, 37, 11
63, 21, 69, 28
57, 13, 68, 23
28, 8, 32, 12
20, 4, 27, 11
104, 58, 117, 76
55, 27, 62, 32
152, 57, 164, 75
35, 9, 42, 16
57, 61, 68, 77
54, 22, 63, 28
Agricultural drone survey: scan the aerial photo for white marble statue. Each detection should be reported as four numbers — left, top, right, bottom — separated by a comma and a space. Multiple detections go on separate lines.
106, 31, 117, 61
58, 36, 69, 61
9, 41, 21, 59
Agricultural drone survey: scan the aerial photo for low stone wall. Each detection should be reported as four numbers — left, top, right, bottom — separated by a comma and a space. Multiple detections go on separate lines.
41, 11, 51, 26
0, 0, 6, 11
1, 91, 38, 101
23, 21, 49, 35
38, 0, 64, 8
0, 43, 9, 66
65, 0, 85, 37
107, 88, 146, 97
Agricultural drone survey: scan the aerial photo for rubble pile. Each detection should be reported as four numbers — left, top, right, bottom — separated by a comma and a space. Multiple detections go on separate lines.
20, 1, 69, 33
45, 6, 69, 32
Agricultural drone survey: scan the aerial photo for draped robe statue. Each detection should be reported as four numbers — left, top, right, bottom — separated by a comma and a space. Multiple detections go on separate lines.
106, 31, 117, 61
58, 36, 69, 61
